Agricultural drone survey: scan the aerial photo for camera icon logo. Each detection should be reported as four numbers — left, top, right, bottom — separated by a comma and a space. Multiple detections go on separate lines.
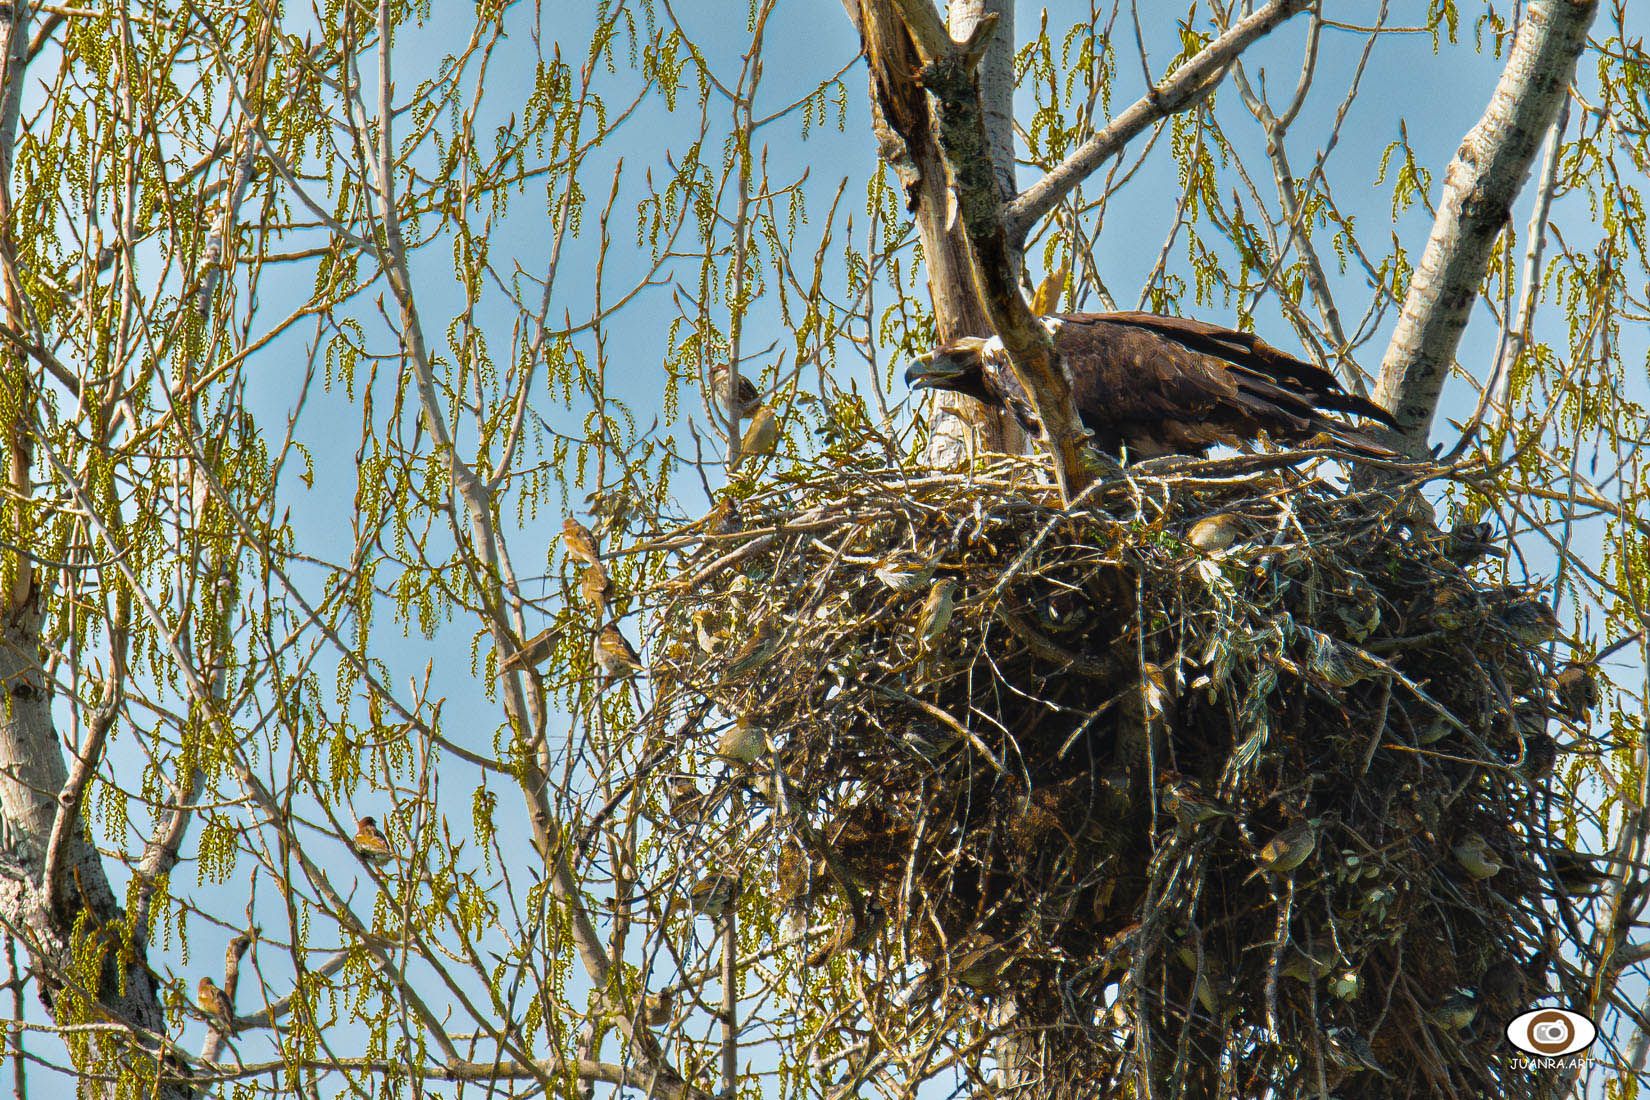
1505, 1008, 1596, 1057
1534, 1020, 1568, 1045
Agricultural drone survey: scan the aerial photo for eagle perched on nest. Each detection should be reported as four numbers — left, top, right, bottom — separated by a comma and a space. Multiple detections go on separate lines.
906, 311, 1398, 459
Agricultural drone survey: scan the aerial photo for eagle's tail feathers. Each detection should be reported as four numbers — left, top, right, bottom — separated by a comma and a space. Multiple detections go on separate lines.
1313, 390, 1401, 430
1318, 426, 1400, 459
1229, 383, 1398, 459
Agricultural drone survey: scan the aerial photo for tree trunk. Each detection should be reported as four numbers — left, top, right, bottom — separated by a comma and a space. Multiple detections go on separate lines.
860, 0, 1027, 464
0, 569, 182, 1097
1372, 0, 1597, 458
0, 4, 185, 1094
950, 0, 1016, 208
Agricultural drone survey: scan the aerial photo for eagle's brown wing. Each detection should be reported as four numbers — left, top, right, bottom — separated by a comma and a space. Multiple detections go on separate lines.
1046, 318, 1243, 456
1061, 312, 1397, 427
1086, 311, 1340, 392
1048, 313, 1394, 457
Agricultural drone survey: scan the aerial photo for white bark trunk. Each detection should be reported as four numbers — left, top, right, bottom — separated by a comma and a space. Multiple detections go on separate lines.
0, 614, 182, 1094
0, 5, 185, 1094
1372, 0, 1597, 458
922, 0, 1028, 469
949, 0, 1016, 206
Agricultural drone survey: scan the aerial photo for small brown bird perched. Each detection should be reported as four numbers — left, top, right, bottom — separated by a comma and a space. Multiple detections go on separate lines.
1186, 512, 1245, 553
1304, 630, 1377, 688
688, 871, 741, 920
722, 623, 779, 678
562, 517, 601, 566
1324, 1026, 1393, 1080
703, 496, 742, 536
642, 989, 675, 1026
666, 776, 704, 824
738, 406, 779, 463
710, 363, 762, 420
353, 816, 395, 865
1552, 661, 1600, 720
579, 564, 613, 617
1520, 730, 1559, 781
1440, 520, 1507, 566
1255, 819, 1319, 876
1428, 582, 1485, 630
1494, 596, 1560, 645
197, 976, 235, 1033
906, 311, 1398, 459
716, 717, 768, 765
1159, 774, 1227, 826
1451, 832, 1502, 880
951, 935, 1015, 992
1548, 848, 1612, 896
593, 623, 644, 680
901, 723, 959, 761
915, 579, 957, 649
1432, 988, 1479, 1031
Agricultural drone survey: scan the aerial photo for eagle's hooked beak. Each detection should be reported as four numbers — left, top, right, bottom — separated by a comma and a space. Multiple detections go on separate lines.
904, 351, 969, 391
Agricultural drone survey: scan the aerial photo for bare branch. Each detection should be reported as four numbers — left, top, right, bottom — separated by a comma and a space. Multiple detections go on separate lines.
1003, 0, 1313, 244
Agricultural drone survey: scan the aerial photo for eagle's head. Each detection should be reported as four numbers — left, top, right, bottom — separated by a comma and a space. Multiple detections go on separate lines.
906, 336, 1041, 432
905, 337, 997, 403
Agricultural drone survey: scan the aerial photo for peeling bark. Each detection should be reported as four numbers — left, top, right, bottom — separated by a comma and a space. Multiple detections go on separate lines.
949, 0, 1015, 208
859, 0, 1025, 465
891, 0, 1095, 502
1373, 0, 1598, 458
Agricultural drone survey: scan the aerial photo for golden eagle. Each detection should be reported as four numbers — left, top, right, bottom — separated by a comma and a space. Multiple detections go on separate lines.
906, 312, 1398, 459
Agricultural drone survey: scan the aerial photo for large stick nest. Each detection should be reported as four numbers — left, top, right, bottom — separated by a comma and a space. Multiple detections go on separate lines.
646, 456, 1584, 1099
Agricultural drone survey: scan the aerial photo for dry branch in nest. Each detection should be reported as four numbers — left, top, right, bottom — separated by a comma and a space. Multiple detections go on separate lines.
642, 454, 1591, 1100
